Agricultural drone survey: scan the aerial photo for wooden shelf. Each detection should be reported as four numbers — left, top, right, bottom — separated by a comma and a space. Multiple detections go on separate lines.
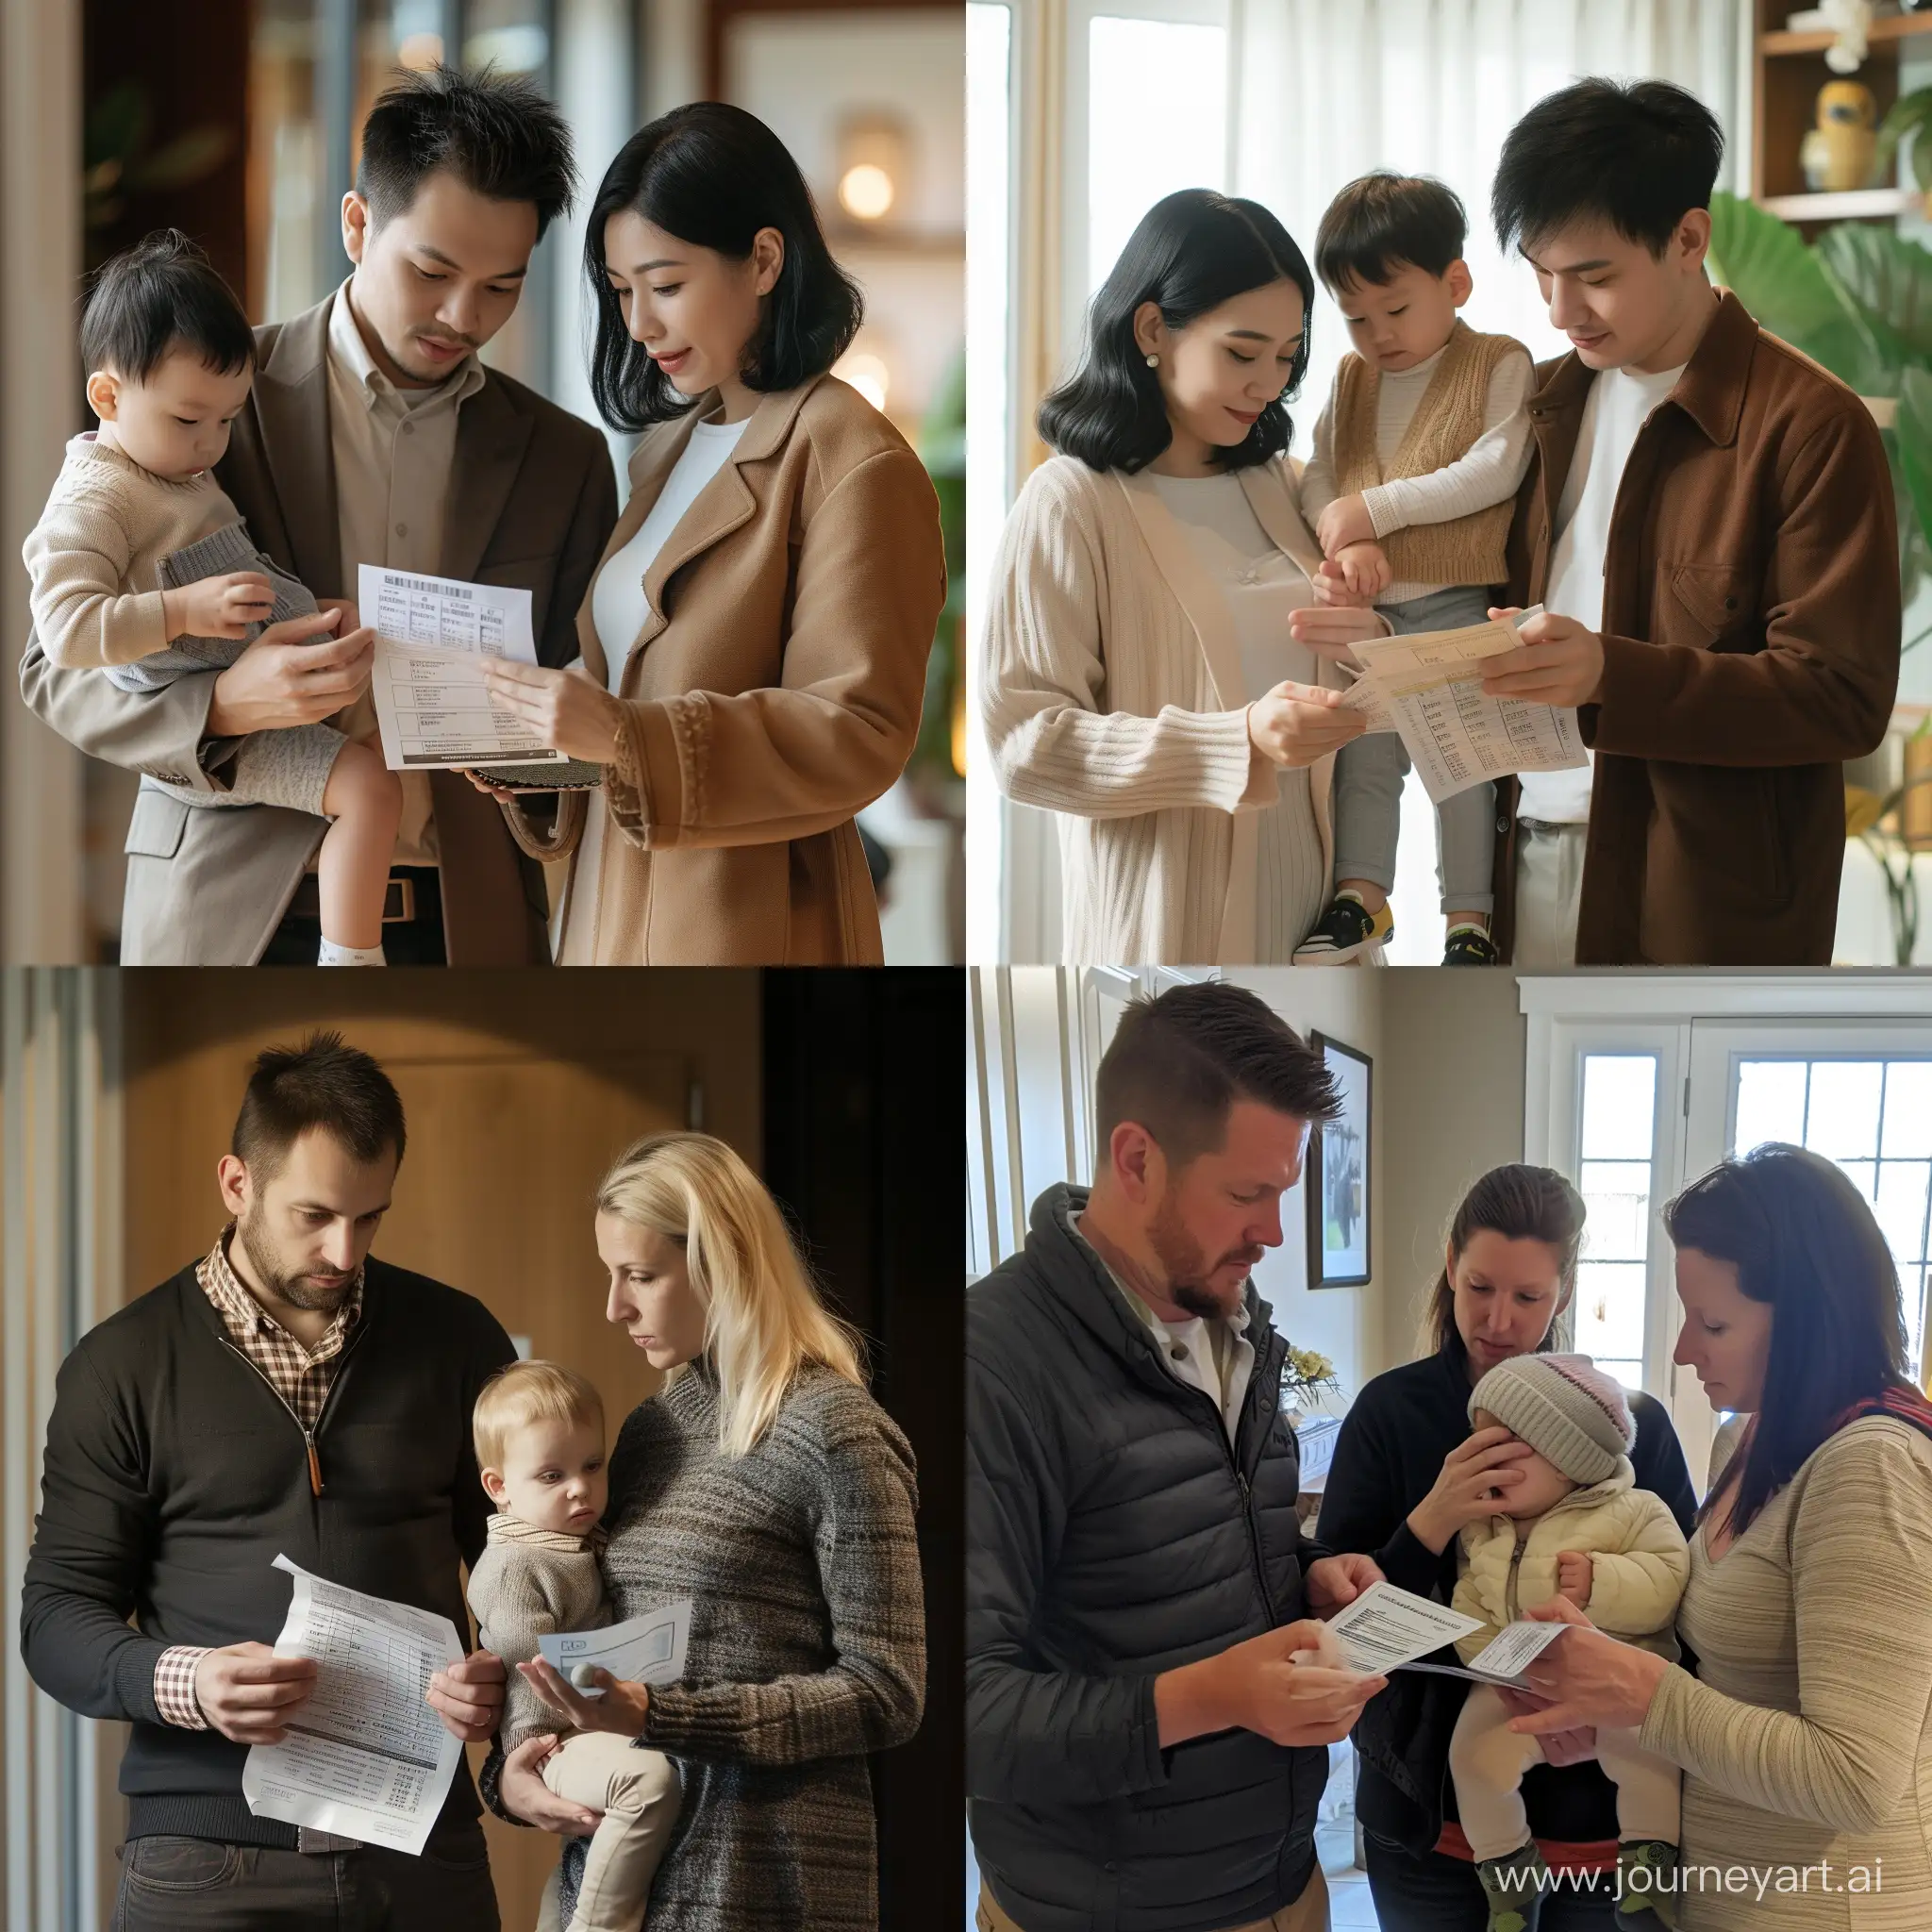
1760, 186, 1918, 218
1763, 12, 1932, 57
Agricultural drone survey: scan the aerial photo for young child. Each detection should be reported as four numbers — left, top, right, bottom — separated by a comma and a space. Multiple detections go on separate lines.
466, 1361, 681, 1932
22, 229, 402, 966
1295, 174, 1536, 967
1450, 1354, 1689, 1932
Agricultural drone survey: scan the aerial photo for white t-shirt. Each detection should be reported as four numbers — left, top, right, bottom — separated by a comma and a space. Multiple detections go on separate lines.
557, 416, 749, 963
1144, 471, 1329, 960
1516, 360, 1685, 824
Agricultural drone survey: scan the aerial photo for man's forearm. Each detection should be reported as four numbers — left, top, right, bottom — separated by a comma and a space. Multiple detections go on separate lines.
1153, 1653, 1230, 1748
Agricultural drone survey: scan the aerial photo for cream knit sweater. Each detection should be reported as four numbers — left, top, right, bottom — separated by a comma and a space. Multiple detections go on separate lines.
980, 454, 1374, 963
23, 435, 235, 668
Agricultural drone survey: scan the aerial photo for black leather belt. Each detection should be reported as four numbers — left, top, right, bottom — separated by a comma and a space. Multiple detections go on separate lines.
286, 865, 442, 925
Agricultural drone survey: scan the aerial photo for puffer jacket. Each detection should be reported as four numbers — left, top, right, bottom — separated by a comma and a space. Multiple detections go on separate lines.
1451, 1457, 1689, 1664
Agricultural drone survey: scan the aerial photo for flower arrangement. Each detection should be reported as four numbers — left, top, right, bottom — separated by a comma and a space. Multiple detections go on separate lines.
1281, 1346, 1341, 1416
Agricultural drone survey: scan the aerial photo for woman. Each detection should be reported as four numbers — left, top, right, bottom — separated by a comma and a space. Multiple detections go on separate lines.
1503, 1145, 1932, 1930
476, 104, 946, 964
978, 188, 1393, 963
483, 1132, 925, 1928
1317, 1164, 1697, 1930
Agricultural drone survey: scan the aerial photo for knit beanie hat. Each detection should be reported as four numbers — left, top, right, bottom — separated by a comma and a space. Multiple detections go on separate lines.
1467, 1353, 1635, 1486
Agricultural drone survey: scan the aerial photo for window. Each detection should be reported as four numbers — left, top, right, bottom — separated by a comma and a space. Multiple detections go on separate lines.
1574, 1055, 1658, 1391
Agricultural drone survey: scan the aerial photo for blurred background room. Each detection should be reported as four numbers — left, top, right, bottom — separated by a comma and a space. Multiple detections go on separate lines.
1, 0, 965, 965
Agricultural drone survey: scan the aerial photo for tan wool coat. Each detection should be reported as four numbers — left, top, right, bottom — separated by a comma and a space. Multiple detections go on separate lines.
522, 374, 946, 964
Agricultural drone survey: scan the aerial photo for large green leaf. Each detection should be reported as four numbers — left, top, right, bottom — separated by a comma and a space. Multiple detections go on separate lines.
1874, 88, 1932, 195
1816, 222, 1932, 362
1894, 366, 1932, 558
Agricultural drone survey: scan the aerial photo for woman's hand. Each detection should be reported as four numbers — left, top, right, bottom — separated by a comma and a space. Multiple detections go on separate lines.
1407, 1425, 1535, 1555
498, 1733, 604, 1837
1506, 1594, 1672, 1736
1247, 681, 1368, 767
477, 659, 623, 764
514, 1658, 652, 1739
1305, 1552, 1385, 1614
1288, 602, 1386, 663
1490, 1686, 1598, 1767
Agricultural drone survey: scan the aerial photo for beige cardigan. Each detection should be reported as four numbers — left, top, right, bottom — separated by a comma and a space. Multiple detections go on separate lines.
1639, 1418, 1932, 1929
979, 453, 1372, 963
513, 375, 945, 964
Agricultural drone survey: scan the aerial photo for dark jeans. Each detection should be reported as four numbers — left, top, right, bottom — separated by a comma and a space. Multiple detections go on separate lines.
1365, 1834, 1621, 1931
258, 864, 448, 966
111, 1827, 500, 1931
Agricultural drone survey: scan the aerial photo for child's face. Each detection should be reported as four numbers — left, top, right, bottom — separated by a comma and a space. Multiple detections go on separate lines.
88, 348, 252, 479
1333, 259, 1471, 373
485, 1415, 608, 1535
1470, 1407, 1575, 1519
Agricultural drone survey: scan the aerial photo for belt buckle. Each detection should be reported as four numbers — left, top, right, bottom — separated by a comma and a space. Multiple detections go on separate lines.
381, 876, 417, 924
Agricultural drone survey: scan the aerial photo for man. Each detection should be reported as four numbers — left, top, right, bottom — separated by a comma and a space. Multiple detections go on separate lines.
20, 1034, 533, 1929
1476, 77, 1898, 966
968, 982, 1387, 1932
20, 65, 619, 964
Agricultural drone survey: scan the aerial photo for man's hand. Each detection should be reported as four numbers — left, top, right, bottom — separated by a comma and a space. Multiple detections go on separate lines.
1556, 1551, 1593, 1607
1316, 492, 1376, 558
1156, 1620, 1386, 1749
1479, 607, 1605, 708
191, 1641, 318, 1744
1305, 1552, 1384, 1614
1334, 541, 1391, 601
204, 611, 375, 738
427, 1648, 507, 1743
164, 572, 275, 642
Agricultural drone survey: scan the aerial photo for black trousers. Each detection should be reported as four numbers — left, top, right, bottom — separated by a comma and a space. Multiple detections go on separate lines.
257, 865, 449, 965
110, 1828, 500, 1932
1365, 1834, 1622, 1930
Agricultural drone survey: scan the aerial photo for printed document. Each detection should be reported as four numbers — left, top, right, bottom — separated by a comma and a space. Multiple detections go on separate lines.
1338, 605, 1589, 805
242, 1554, 464, 1856
1402, 1617, 1573, 1690
1325, 1580, 1485, 1674
536, 1598, 694, 1697
359, 563, 566, 773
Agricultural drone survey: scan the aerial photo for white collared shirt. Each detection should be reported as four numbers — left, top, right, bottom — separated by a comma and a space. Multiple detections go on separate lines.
324, 282, 488, 865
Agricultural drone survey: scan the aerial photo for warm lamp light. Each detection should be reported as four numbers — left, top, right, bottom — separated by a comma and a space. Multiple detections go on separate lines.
840, 162, 895, 222
397, 31, 444, 68
835, 349, 891, 412
834, 115, 910, 226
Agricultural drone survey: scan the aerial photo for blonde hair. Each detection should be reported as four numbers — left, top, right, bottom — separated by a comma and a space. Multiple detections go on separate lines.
594, 1131, 864, 1457
473, 1359, 605, 1472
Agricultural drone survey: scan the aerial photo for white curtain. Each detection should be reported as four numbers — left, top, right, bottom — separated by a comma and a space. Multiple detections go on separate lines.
1231, 0, 1749, 456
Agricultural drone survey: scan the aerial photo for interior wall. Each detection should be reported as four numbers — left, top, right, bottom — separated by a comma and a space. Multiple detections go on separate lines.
1374, 968, 1528, 1379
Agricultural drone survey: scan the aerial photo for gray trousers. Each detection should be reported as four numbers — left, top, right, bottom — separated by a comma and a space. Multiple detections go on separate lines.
1331, 583, 1498, 914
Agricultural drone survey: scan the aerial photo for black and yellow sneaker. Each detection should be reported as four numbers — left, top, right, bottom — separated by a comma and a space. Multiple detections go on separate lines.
1442, 923, 1499, 966
1613, 1840, 1679, 1930
1474, 1843, 1551, 1932
1292, 891, 1393, 964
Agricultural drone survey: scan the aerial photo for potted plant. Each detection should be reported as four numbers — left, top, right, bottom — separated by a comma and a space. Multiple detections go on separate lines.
1280, 1345, 1341, 1424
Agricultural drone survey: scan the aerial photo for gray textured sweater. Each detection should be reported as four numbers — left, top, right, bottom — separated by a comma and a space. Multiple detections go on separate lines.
484, 1357, 925, 1930
466, 1515, 610, 1753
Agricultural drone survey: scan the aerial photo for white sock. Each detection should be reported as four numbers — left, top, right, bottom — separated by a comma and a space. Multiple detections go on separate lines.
317, 939, 387, 967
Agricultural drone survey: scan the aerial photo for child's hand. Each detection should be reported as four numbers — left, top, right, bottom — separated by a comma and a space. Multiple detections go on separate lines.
1557, 1550, 1593, 1607
1336, 541, 1391, 600
167, 571, 275, 641
1316, 492, 1376, 558
1310, 558, 1378, 610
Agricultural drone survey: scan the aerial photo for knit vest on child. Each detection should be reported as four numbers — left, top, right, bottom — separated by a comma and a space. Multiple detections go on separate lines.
1332, 320, 1522, 590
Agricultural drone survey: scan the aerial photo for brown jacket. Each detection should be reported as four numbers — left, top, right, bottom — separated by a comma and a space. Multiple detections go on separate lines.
1492, 290, 1899, 965
528, 374, 946, 963
16, 292, 619, 964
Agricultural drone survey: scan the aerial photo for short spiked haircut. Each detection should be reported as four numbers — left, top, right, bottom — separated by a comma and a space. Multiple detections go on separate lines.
80, 229, 256, 384
1492, 77, 1724, 259
1316, 174, 1468, 292
357, 63, 576, 241
230, 1031, 408, 1184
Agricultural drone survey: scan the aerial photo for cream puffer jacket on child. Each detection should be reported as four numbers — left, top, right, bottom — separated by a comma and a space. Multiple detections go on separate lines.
1451, 1456, 1690, 1665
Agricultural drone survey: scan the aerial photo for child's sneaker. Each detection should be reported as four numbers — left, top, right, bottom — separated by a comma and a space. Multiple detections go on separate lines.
1292, 891, 1393, 964
1614, 1840, 1679, 1931
1474, 1842, 1551, 1932
1442, 923, 1499, 966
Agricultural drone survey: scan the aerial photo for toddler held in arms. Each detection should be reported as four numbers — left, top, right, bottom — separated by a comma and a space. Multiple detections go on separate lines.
467, 1362, 680, 1932
22, 229, 401, 965
1296, 174, 1536, 967
1449, 1354, 1689, 1932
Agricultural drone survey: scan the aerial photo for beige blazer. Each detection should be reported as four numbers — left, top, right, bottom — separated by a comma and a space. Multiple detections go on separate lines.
519, 374, 946, 964
980, 453, 1365, 963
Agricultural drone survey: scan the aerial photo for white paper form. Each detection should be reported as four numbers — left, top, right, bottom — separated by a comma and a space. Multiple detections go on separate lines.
242, 1554, 464, 1856
1324, 1580, 1485, 1674
359, 564, 566, 773
1338, 605, 1589, 805
1400, 1619, 1572, 1689
537, 1599, 693, 1696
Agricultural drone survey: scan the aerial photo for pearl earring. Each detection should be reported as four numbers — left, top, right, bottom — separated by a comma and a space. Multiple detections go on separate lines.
1145, 354, 1158, 368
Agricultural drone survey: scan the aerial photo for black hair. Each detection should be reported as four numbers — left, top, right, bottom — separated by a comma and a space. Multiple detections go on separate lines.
1094, 981, 1340, 1173
585, 102, 863, 432
1492, 76, 1724, 259
1039, 188, 1315, 474
80, 229, 256, 383
232, 1031, 408, 1183
1316, 173, 1468, 292
1665, 1144, 1909, 1541
1425, 1165, 1586, 1365
357, 63, 576, 242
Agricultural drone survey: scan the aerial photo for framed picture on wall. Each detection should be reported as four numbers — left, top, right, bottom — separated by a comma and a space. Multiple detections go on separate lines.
1307, 1032, 1371, 1289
